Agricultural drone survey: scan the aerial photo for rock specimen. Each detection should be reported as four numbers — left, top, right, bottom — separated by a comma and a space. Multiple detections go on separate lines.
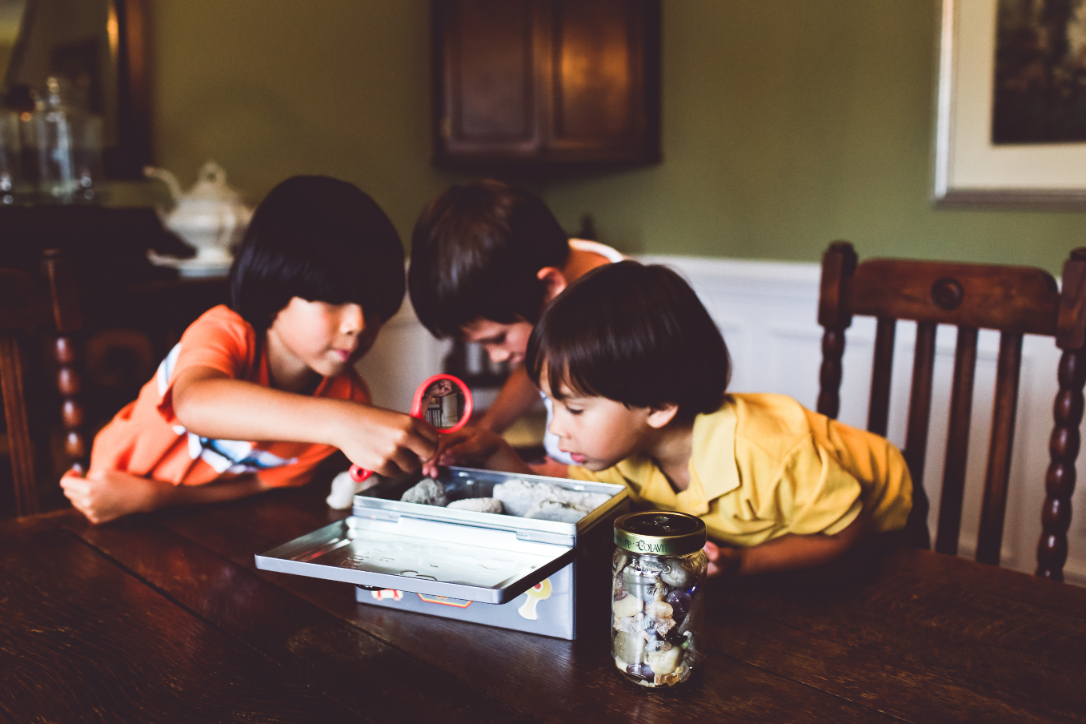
493, 479, 610, 521
446, 497, 504, 514
400, 478, 448, 506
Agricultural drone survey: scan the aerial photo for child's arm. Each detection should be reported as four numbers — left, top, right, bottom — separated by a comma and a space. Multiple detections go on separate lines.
704, 509, 872, 577
61, 468, 273, 524
474, 366, 541, 434
172, 366, 439, 476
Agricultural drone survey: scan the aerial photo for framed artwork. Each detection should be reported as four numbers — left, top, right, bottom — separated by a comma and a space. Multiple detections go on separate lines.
934, 0, 1086, 206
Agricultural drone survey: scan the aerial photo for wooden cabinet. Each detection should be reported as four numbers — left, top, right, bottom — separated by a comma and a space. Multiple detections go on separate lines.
432, 0, 661, 168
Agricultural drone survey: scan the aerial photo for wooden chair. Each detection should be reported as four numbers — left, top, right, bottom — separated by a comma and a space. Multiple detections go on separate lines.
0, 250, 85, 517
817, 241, 1086, 582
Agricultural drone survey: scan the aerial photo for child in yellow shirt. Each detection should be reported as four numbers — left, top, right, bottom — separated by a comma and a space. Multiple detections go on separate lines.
428, 261, 914, 576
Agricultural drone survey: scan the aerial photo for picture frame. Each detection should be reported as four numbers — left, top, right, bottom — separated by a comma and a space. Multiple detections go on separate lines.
933, 0, 1086, 207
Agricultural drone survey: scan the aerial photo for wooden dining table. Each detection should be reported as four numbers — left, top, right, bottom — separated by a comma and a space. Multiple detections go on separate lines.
3, 473, 1085, 723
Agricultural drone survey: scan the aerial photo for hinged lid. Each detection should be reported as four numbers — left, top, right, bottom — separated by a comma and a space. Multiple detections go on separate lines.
255, 515, 573, 604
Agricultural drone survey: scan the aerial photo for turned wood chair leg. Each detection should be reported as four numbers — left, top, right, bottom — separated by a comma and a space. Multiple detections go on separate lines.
1036, 347, 1086, 581
0, 336, 38, 516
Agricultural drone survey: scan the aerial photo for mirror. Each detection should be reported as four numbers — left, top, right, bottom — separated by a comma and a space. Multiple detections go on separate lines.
421, 378, 468, 431
0, 0, 150, 178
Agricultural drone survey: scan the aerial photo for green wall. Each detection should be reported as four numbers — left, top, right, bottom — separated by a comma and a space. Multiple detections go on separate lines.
147, 0, 454, 245
145, 0, 1086, 274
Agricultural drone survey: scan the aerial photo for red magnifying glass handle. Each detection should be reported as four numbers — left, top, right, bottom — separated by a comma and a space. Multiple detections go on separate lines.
349, 467, 375, 483
348, 373, 474, 483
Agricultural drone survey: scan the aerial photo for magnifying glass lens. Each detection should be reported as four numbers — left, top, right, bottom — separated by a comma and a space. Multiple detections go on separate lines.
423, 384, 466, 431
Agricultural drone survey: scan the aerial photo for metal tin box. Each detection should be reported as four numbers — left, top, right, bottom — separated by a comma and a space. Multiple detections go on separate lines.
256, 466, 629, 640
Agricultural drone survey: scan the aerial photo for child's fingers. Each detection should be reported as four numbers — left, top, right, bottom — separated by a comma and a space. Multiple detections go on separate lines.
409, 417, 441, 444
704, 542, 743, 577
60, 475, 91, 512
436, 432, 476, 463
702, 540, 720, 561
60, 472, 87, 494
431, 433, 459, 460
381, 442, 439, 476
60, 466, 84, 481
403, 427, 439, 462
440, 428, 500, 464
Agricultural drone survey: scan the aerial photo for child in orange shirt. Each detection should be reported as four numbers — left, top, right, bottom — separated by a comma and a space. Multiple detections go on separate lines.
61, 176, 438, 523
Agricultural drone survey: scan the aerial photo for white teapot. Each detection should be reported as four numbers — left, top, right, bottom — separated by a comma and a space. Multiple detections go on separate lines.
144, 161, 253, 262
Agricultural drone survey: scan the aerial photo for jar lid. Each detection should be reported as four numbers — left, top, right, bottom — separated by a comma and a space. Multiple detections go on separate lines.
614, 511, 706, 556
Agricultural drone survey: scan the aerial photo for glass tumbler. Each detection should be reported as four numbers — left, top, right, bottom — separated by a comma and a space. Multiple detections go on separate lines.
25, 77, 103, 204
0, 111, 21, 205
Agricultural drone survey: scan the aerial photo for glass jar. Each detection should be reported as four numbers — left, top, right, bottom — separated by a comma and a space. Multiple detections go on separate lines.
0, 111, 20, 205
611, 511, 707, 688
23, 77, 102, 204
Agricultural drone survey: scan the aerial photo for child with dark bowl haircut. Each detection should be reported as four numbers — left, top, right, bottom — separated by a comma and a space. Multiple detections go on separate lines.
428, 261, 915, 576
408, 179, 623, 476
62, 176, 439, 524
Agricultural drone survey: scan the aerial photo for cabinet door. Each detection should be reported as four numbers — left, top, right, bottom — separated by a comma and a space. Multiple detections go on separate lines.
544, 0, 660, 163
433, 0, 660, 167
434, 0, 544, 162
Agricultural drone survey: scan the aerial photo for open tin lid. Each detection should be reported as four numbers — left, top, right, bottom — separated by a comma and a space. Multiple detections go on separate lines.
255, 466, 626, 604
255, 516, 574, 604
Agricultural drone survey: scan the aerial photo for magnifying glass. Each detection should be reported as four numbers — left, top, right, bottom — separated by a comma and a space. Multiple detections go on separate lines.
348, 373, 474, 483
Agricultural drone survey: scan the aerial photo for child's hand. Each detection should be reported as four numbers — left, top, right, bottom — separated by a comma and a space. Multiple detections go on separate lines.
421, 425, 530, 477
704, 540, 744, 578
421, 426, 507, 474
60, 468, 168, 524
335, 406, 440, 477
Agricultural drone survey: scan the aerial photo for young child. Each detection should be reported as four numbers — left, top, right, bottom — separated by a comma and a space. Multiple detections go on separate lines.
408, 179, 622, 475
61, 176, 439, 524
431, 261, 914, 577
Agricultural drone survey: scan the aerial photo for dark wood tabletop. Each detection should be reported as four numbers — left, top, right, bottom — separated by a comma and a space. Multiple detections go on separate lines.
3, 477, 1085, 724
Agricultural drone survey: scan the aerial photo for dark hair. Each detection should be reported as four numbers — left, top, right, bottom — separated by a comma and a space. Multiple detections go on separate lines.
526, 261, 730, 420
229, 176, 404, 334
408, 179, 570, 338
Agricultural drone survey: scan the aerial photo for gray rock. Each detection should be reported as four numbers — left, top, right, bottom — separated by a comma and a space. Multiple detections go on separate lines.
491, 479, 543, 516
400, 478, 448, 506
446, 497, 504, 514
613, 631, 645, 664
493, 478, 612, 518
552, 487, 610, 512
523, 499, 585, 523
661, 563, 694, 588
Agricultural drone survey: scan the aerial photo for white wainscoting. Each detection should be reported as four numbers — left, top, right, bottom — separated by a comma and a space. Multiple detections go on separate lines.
355, 295, 453, 415
358, 255, 1086, 585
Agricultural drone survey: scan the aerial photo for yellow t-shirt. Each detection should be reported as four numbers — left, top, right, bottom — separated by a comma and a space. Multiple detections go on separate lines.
568, 393, 912, 547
